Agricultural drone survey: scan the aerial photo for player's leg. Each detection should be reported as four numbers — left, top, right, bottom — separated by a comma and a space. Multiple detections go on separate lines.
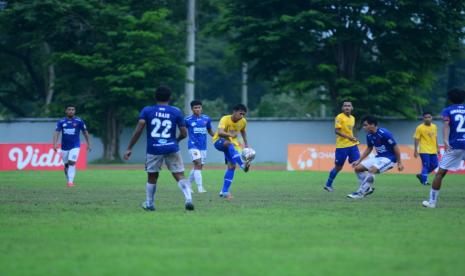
142, 154, 163, 211
61, 150, 70, 185
220, 161, 236, 199
422, 150, 463, 208
324, 148, 346, 191
348, 162, 369, 198
429, 154, 439, 174
417, 153, 430, 185
222, 140, 246, 170
194, 150, 207, 193
166, 152, 194, 211
66, 148, 80, 187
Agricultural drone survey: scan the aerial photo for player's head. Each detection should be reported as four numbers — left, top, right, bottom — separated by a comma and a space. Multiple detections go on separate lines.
190, 100, 202, 116
231, 104, 247, 122
341, 100, 353, 114
447, 88, 465, 104
422, 111, 433, 125
65, 105, 76, 117
362, 115, 378, 133
155, 85, 172, 103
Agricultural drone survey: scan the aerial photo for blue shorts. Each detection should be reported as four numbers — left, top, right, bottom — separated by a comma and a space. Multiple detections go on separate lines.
214, 138, 234, 164
335, 145, 360, 166
420, 153, 438, 172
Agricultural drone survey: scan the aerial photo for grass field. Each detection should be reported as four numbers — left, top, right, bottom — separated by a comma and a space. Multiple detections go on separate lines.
1, 168, 465, 275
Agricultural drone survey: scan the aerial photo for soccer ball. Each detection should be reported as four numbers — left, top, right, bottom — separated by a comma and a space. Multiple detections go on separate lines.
241, 148, 256, 162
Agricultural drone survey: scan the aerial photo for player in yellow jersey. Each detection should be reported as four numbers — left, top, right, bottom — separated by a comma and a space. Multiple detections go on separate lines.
213, 104, 251, 199
324, 101, 360, 192
413, 111, 439, 185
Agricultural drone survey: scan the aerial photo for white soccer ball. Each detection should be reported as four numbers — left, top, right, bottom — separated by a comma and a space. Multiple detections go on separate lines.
241, 148, 256, 162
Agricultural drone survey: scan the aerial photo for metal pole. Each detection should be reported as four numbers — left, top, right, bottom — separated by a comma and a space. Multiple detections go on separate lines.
241, 62, 248, 107
184, 0, 195, 114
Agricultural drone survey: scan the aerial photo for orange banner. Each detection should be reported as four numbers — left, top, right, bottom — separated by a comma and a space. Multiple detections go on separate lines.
287, 144, 423, 174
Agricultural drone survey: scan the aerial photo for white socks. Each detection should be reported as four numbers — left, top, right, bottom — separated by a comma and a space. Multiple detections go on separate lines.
178, 179, 192, 202
429, 189, 439, 204
67, 165, 76, 183
356, 172, 374, 193
146, 183, 156, 206
189, 169, 203, 190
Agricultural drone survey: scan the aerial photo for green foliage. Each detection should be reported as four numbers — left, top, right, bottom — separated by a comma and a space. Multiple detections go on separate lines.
216, 0, 465, 117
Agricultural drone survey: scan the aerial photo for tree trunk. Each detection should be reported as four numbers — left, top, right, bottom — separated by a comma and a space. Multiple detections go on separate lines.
102, 107, 122, 161
43, 42, 55, 114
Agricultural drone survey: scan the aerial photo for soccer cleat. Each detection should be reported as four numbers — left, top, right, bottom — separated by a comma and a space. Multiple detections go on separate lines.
198, 187, 207, 193
185, 201, 195, 211
422, 200, 436, 208
243, 160, 251, 173
219, 192, 234, 200
141, 201, 155, 211
415, 174, 423, 184
363, 187, 375, 196
347, 192, 364, 199
424, 182, 430, 186
67, 182, 74, 188
324, 186, 334, 192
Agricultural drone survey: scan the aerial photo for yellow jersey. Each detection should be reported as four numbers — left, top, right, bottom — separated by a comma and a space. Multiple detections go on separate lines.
335, 113, 358, 148
212, 115, 247, 149
413, 123, 438, 154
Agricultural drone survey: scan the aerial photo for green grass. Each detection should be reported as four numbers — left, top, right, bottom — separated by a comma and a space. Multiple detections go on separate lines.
1, 169, 465, 275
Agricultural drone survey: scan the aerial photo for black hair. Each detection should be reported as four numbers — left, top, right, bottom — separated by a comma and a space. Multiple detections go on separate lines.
190, 100, 202, 108
341, 100, 352, 107
232, 104, 247, 112
155, 85, 172, 102
65, 105, 75, 109
422, 111, 433, 117
447, 88, 465, 104
362, 115, 378, 126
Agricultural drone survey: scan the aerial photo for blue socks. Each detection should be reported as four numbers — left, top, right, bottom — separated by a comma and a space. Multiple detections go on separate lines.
221, 168, 235, 193
326, 168, 339, 187
227, 144, 243, 167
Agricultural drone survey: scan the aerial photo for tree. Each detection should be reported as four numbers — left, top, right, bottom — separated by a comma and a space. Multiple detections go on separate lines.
216, 0, 465, 117
55, 2, 184, 161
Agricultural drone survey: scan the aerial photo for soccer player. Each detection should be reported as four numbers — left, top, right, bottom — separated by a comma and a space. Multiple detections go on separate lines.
324, 101, 360, 192
212, 104, 251, 199
413, 112, 439, 185
124, 86, 193, 211
422, 88, 465, 208
53, 105, 92, 188
348, 115, 404, 199
185, 100, 214, 193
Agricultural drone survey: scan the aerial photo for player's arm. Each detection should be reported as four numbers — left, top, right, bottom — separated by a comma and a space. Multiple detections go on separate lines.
443, 119, 451, 151
208, 128, 215, 137
52, 131, 60, 152
335, 128, 358, 142
83, 130, 92, 152
124, 119, 146, 160
240, 129, 249, 148
352, 146, 373, 167
393, 144, 404, 171
218, 128, 236, 139
177, 126, 187, 142
413, 138, 420, 158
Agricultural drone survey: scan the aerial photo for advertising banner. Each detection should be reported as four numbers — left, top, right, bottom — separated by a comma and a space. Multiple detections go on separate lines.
287, 144, 465, 174
0, 143, 87, 171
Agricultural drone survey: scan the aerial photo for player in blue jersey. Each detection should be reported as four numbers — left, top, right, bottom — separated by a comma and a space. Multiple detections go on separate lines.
53, 105, 92, 187
124, 86, 193, 211
185, 100, 214, 193
348, 115, 404, 199
423, 88, 465, 208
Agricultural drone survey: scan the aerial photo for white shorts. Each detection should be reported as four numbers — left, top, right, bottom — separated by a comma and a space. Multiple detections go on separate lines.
188, 149, 207, 164
439, 149, 465, 170
62, 148, 80, 164
145, 152, 184, 173
360, 157, 395, 173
